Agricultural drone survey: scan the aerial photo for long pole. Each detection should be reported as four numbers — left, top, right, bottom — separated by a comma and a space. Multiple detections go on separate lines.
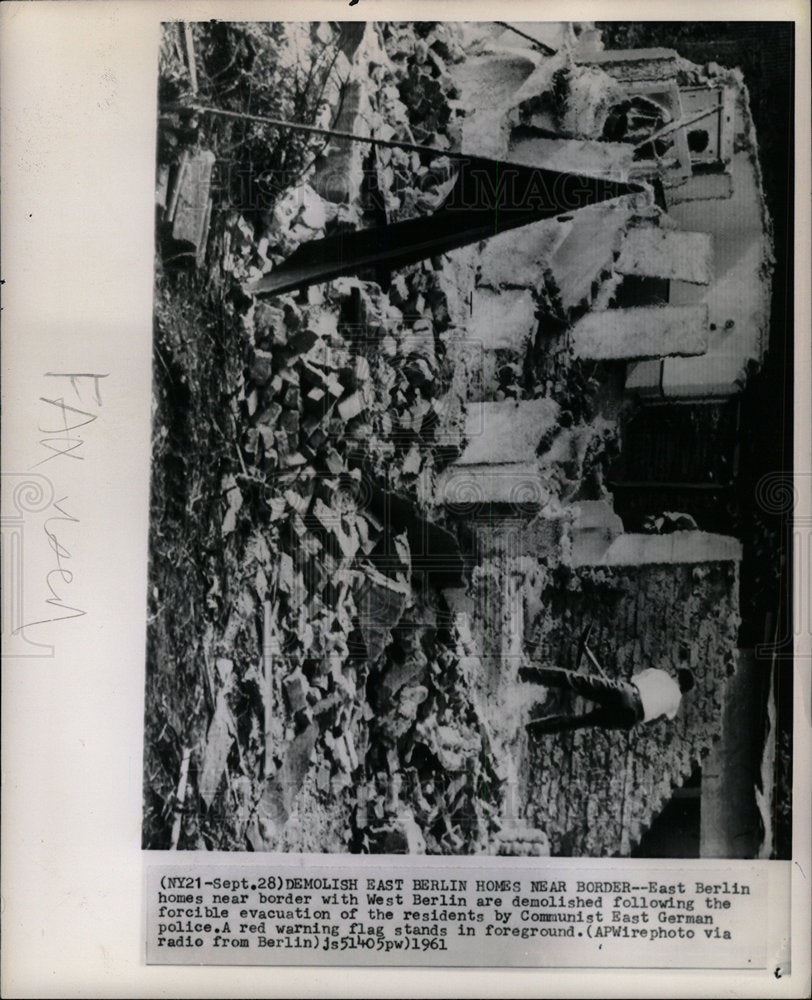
494, 21, 557, 56
161, 102, 476, 161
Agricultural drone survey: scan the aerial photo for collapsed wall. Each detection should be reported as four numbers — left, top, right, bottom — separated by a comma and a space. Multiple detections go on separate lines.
150, 19, 762, 856
468, 533, 741, 857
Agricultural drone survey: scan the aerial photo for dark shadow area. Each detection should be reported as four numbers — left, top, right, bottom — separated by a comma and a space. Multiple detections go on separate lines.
600, 22, 794, 859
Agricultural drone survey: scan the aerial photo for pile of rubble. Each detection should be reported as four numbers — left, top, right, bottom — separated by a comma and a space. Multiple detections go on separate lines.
152, 19, 621, 854
233, 267, 462, 493
188, 177, 517, 850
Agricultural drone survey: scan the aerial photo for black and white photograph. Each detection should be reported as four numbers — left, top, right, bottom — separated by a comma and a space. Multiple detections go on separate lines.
143, 19, 795, 860
3, 1, 810, 993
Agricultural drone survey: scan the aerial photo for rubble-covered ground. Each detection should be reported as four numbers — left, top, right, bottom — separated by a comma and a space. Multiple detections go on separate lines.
146, 21, 620, 854
144, 20, 789, 857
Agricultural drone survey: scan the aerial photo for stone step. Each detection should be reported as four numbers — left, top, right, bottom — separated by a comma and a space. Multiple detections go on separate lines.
469, 287, 538, 352
544, 201, 632, 316
456, 398, 560, 466
616, 225, 713, 284
567, 499, 625, 566
437, 461, 550, 510
571, 303, 708, 360
602, 531, 742, 566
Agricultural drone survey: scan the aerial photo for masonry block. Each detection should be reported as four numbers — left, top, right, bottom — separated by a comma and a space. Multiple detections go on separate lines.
470, 287, 538, 351
571, 304, 709, 360
477, 219, 565, 290
602, 531, 742, 566
566, 499, 625, 566
615, 226, 713, 284
456, 398, 560, 466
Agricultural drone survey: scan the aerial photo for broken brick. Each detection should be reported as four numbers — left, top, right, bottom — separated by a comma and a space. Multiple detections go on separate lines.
279, 409, 300, 435
282, 385, 301, 409
283, 670, 309, 713
381, 650, 428, 702
249, 350, 274, 387
288, 328, 319, 355
354, 566, 410, 664
337, 391, 365, 422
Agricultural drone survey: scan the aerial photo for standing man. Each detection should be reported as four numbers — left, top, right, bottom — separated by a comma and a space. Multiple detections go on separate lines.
519, 663, 694, 735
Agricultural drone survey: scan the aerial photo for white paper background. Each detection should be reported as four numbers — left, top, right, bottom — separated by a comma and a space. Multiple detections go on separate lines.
1, 1, 809, 996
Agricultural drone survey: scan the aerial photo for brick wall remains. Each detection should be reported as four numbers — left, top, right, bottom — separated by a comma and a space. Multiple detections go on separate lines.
473, 541, 740, 856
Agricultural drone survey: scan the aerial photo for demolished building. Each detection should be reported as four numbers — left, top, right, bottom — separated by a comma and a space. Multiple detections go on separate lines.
148, 21, 776, 858
417, 23, 771, 856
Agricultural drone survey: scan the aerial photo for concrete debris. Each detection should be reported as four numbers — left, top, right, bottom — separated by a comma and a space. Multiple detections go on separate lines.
511, 134, 635, 182
571, 303, 709, 360
470, 288, 538, 352
567, 499, 625, 566
615, 226, 713, 284
151, 17, 769, 857
560, 65, 627, 138
197, 689, 236, 808
161, 149, 216, 265
282, 669, 310, 713
477, 218, 565, 291
354, 565, 411, 665
221, 479, 243, 535
455, 399, 561, 466
254, 722, 319, 837
545, 201, 632, 316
